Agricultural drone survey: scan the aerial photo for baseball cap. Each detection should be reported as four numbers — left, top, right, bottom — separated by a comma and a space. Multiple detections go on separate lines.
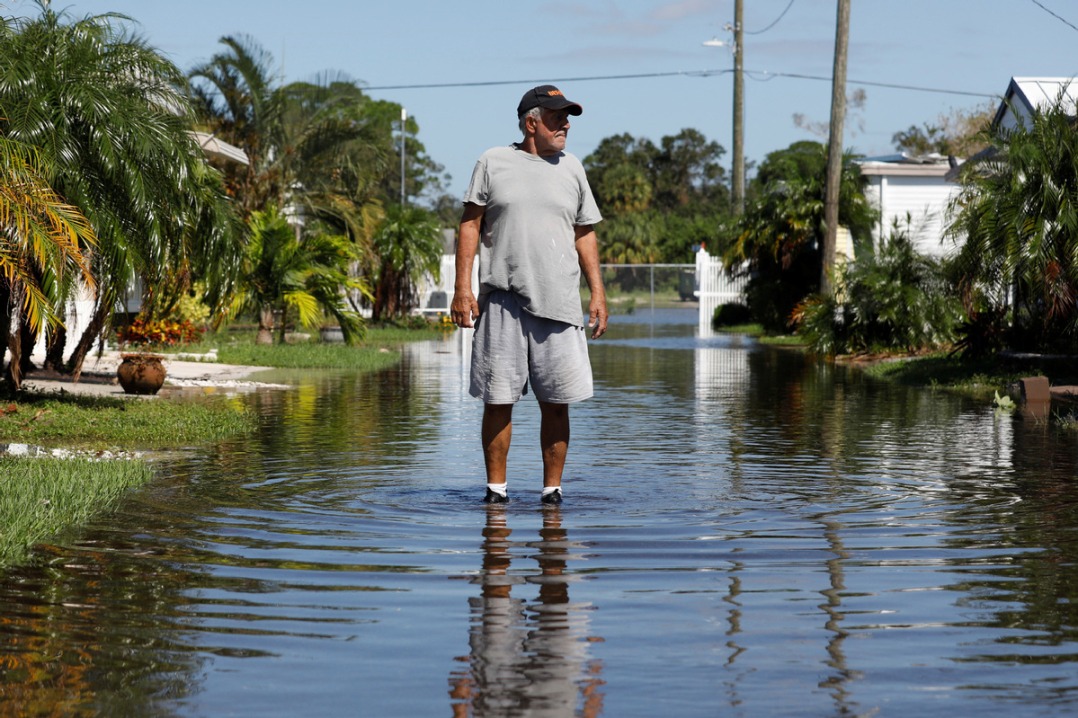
516, 85, 583, 117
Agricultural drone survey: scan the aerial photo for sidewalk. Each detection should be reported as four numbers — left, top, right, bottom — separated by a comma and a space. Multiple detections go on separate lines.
20, 350, 289, 398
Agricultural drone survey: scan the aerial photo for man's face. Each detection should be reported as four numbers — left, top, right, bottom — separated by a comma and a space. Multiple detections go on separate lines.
532, 108, 571, 156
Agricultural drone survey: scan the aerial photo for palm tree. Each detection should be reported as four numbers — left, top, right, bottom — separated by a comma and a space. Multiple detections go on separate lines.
187, 35, 284, 219
600, 212, 662, 265
189, 36, 397, 331
232, 207, 368, 344
188, 37, 387, 234
0, 138, 96, 390
370, 206, 444, 321
0, 3, 240, 377
724, 141, 876, 330
947, 96, 1078, 352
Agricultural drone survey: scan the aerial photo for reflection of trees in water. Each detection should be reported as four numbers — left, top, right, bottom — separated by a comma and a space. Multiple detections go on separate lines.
242, 362, 443, 468
162, 362, 448, 513
0, 545, 207, 716
448, 507, 605, 717
738, 347, 1078, 680
945, 417, 1078, 660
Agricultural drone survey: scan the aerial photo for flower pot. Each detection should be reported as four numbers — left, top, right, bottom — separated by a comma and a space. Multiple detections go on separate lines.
320, 326, 345, 343
117, 353, 167, 395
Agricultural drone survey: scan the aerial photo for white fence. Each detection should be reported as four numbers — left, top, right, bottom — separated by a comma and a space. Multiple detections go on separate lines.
695, 251, 748, 335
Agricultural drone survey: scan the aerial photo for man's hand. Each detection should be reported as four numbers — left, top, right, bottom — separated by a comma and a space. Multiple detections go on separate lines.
452, 203, 484, 328
451, 290, 480, 328
574, 225, 607, 339
588, 296, 608, 339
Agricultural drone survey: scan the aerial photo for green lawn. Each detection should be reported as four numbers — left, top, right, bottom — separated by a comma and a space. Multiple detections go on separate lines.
171, 324, 450, 370
0, 393, 254, 450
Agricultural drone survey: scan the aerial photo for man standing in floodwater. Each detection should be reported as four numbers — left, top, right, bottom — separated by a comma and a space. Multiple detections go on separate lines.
450, 84, 608, 505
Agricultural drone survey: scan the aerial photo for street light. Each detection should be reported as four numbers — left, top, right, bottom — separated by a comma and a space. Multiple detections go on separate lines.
400, 107, 407, 208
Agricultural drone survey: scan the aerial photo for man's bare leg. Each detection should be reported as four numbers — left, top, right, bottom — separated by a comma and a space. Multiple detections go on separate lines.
482, 403, 514, 487
539, 401, 570, 490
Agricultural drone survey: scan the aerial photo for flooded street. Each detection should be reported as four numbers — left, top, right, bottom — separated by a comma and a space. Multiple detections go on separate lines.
4, 307, 1078, 716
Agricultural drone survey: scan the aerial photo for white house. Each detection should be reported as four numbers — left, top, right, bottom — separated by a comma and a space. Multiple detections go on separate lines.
991, 76, 1078, 132
855, 152, 961, 259
853, 77, 1078, 263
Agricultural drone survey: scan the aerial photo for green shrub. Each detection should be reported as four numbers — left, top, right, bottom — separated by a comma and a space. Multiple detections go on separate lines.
793, 230, 962, 355
712, 302, 752, 328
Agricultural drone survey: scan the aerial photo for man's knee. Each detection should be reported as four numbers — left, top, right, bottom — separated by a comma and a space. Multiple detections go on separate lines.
539, 402, 569, 421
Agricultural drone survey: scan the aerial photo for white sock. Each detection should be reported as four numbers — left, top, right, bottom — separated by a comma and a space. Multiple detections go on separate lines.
486, 483, 508, 497
542, 486, 562, 497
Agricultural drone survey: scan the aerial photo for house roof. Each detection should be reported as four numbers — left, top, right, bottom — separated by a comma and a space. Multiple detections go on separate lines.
945, 77, 1077, 182
190, 131, 249, 166
855, 152, 956, 177
992, 77, 1078, 128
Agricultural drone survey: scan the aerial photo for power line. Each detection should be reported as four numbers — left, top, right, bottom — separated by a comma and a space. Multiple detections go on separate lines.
746, 0, 797, 35
1030, 0, 1078, 33
364, 70, 715, 91
754, 70, 997, 99
365, 69, 997, 100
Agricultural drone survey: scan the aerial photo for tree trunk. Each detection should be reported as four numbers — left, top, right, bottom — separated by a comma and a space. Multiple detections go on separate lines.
3, 287, 24, 393
45, 324, 67, 371
0, 284, 14, 394
4, 322, 21, 393
257, 305, 274, 345
67, 299, 110, 381
18, 315, 36, 378
372, 270, 387, 322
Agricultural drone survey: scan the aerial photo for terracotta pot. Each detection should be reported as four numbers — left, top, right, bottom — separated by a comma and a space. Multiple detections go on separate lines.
117, 353, 167, 395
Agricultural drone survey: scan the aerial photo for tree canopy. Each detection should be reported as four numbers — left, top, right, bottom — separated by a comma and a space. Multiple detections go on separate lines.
947, 96, 1078, 353
0, 2, 238, 382
723, 141, 876, 331
583, 128, 729, 263
892, 102, 995, 159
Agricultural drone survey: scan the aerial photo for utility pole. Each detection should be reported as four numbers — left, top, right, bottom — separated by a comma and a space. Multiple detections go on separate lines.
821, 0, 850, 297
732, 0, 745, 216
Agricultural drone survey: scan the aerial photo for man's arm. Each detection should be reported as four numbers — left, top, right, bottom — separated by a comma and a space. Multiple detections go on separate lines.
575, 224, 608, 338
451, 202, 484, 328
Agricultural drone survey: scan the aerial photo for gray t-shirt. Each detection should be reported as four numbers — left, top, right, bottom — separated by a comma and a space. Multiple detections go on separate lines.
463, 144, 602, 327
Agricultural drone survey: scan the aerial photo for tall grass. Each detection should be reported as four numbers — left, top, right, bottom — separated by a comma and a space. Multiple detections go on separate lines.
0, 457, 153, 566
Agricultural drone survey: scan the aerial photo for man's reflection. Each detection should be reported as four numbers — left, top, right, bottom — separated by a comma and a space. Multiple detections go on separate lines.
449, 507, 605, 717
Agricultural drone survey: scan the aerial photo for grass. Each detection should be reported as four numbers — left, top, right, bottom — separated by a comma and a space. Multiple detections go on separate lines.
215, 341, 403, 371
859, 353, 1011, 393
856, 350, 1078, 396
168, 323, 451, 370
712, 322, 807, 347
0, 457, 153, 566
0, 393, 254, 450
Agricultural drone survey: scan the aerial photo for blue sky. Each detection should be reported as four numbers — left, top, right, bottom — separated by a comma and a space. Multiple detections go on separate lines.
11, 0, 1078, 200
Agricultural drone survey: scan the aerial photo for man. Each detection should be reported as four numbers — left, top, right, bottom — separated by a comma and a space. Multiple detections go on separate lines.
450, 84, 608, 505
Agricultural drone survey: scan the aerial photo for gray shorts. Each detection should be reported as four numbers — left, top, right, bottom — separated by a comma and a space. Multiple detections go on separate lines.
470, 290, 593, 404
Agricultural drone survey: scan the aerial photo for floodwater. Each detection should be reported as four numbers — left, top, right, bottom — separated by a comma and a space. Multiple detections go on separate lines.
3, 308, 1078, 717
